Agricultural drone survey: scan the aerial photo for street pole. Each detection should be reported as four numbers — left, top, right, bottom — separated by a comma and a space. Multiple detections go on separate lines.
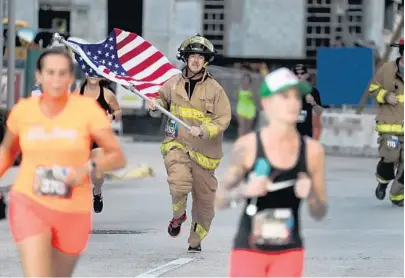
0, 0, 4, 97
6, 0, 15, 109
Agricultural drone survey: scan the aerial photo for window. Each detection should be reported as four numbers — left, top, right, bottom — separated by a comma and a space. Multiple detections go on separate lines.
202, 0, 226, 55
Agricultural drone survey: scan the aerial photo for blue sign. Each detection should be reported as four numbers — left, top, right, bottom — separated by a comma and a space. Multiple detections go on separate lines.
317, 47, 374, 106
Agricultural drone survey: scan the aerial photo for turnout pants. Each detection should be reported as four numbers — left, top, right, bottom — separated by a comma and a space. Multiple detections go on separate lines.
164, 148, 218, 247
376, 134, 404, 203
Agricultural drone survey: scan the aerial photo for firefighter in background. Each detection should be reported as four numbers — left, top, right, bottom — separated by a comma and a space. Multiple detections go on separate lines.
147, 34, 232, 252
370, 38, 404, 207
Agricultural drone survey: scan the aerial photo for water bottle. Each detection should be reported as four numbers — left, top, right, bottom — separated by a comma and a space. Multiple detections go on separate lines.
52, 165, 69, 182
246, 158, 271, 216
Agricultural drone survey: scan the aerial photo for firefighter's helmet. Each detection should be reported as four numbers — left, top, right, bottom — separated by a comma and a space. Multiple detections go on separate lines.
177, 34, 217, 64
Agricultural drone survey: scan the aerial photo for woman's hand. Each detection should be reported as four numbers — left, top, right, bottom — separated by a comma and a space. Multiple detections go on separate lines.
64, 164, 91, 185
294, 172, 312, 199
244, 176, 268, 197
215, 186, 231, 210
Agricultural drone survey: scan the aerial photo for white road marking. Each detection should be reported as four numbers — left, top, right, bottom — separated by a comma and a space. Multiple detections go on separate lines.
136, 258, 194, 277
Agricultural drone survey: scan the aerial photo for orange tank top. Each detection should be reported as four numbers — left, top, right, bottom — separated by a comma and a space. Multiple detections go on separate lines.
6, 95, 111, 212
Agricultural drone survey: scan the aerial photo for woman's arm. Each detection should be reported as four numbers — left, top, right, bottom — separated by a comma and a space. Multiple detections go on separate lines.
0, 130, 20, 177
91, 127, 126, 174
64, 102, 126, 185
105, 89, 122, 121
306, 139, 328, 221
216, 133, 255, 208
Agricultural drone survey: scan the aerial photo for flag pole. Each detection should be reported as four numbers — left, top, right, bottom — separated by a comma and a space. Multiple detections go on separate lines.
51, 33, 192, 131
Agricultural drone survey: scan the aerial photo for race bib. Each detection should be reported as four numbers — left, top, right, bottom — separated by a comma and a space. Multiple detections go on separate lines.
33, 167, 71, 198
164, 119, 178, 138
297, 110, 307, 123
250, 208, 294, 248
387, 135, 400, 149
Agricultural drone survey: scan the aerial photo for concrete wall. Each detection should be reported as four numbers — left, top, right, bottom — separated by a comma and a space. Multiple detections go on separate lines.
225, 0, 307, 58
15, 0, 39, 29
69, 0, 108, 42
143, 0, 203, 66
143, 0, 307, 60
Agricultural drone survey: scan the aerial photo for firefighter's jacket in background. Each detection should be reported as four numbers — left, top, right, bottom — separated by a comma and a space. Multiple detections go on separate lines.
369, 60, 404, 135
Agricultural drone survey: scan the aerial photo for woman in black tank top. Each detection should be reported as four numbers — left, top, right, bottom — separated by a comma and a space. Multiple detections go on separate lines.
215, 68, 328, 277
79, 76, 122, 214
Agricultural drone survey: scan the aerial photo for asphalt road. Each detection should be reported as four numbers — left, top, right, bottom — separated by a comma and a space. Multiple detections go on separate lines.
0, 141, 403, 277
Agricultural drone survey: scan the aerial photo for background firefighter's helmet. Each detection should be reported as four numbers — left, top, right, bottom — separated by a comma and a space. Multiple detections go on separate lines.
177, 34, 217, 64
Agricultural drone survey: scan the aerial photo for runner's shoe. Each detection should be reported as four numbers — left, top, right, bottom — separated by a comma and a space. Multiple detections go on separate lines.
93, 193, 104, 213
375, 183, 388, 200
168, 212, 187, 237
187, 244, 202, 253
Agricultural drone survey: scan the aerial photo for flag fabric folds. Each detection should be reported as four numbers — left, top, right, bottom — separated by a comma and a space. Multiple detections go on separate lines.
68, 28, 181, 98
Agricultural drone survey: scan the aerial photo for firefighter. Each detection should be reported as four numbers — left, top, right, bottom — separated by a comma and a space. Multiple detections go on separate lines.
147, 34, 232, 252
370, 38, 404, 207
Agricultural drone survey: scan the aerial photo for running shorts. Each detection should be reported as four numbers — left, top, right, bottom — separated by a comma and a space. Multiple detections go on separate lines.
229, 248, 304, 277
8, 191, 92, 255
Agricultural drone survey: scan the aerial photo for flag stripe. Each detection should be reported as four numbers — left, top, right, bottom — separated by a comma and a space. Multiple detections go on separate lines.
114, 28, 124, 40
132, 68, 181, 88
127, 51, 164, 78
117, 35, 144, 58
116, 32, 137, 50
120, 41, 151, 66
122, 45, 159, 73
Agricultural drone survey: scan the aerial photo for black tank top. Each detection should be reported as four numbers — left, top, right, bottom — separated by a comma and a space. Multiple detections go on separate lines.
80, 84, 112, 113
233, 131, 308, 252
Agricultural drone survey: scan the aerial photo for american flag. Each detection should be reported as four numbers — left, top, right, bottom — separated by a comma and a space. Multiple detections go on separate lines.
67, 28, 181, 98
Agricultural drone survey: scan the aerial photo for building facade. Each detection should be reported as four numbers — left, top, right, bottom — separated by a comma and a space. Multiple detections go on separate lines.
9, 0, 404, 62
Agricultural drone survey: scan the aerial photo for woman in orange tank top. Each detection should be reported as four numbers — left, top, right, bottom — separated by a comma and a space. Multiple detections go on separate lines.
0, 47, 126, 277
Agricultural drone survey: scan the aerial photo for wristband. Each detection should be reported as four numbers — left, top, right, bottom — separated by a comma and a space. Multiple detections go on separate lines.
88, 160, 97, 173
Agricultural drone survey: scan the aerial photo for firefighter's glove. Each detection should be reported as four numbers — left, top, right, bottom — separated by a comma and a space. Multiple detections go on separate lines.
385, 93, 399, 105
189, 126, 203, 137
147, 98, 158, 111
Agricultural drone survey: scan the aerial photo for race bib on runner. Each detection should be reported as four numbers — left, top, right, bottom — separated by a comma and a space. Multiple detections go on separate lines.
250, 208, 294, 247
387, 135, 400, 149
33, 167, 72, 198
164, 119, 179, 138
297, 110, 307, 123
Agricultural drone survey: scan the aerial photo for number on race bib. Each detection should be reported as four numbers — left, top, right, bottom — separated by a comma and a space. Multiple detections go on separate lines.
164, 119, 179, 138
34, 167, 72, 198
249, 208, 294, 248
386, 136, 399, 149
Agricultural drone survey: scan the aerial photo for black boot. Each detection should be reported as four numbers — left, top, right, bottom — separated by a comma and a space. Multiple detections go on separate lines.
391, 199, 404, 207
375, 183, 388, 200
187, 244, 202, 253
